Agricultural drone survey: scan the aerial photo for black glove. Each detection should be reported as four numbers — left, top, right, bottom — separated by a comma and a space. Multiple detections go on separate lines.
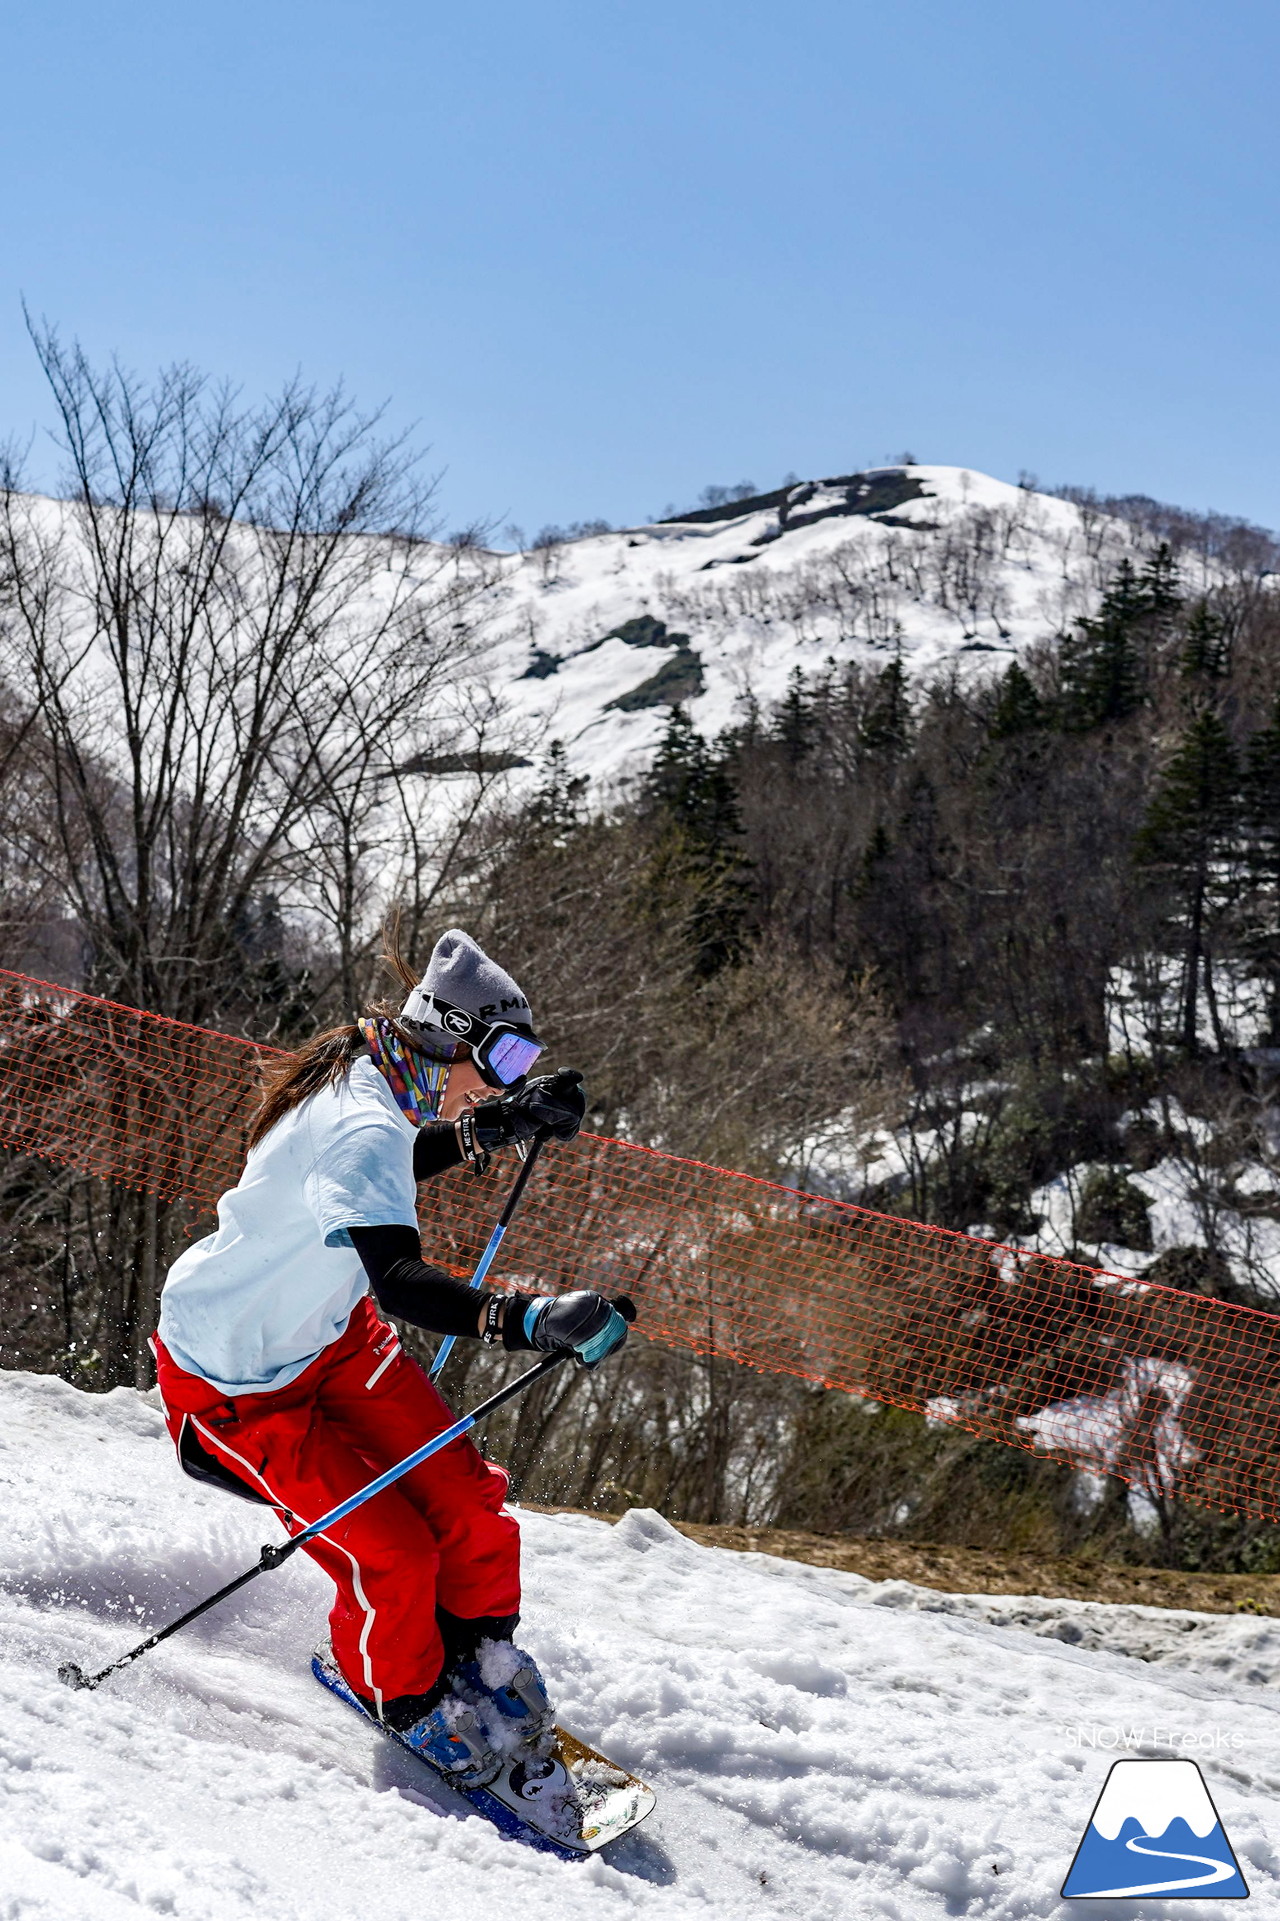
504, 1290, 635, 1367
472, 1068, 586, 1150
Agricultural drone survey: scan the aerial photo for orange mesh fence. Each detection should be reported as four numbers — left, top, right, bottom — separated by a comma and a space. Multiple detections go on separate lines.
0, 971, 280, 1206
2, 967, 1280, 1523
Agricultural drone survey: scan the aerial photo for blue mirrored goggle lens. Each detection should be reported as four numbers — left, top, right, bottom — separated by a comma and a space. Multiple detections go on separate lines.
485, 1031, 543, 1085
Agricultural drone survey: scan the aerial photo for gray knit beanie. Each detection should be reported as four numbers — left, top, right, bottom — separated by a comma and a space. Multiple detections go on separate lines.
401, 928, 535, 1042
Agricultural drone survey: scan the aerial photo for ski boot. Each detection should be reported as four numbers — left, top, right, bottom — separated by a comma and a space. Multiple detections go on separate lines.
395, 1689, 506, 1785
450, 1638, 554, 1758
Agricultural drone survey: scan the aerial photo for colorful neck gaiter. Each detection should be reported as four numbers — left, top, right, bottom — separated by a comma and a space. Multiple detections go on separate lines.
360, 1017, 450, 1127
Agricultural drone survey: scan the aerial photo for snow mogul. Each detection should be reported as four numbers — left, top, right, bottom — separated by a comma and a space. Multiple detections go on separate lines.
152, 929, 628, 1785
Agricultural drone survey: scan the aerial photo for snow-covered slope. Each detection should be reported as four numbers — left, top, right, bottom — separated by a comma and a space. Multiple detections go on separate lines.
482, 467, 1162, 787
2, 1369, 1279, 1919
0, 466, 1179, 807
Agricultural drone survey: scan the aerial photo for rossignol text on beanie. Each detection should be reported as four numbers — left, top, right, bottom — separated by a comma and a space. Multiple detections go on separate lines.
401, 928, 535, 1042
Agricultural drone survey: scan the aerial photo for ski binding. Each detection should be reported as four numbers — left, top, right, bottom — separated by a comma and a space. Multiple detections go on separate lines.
312, 1648, 655, 1859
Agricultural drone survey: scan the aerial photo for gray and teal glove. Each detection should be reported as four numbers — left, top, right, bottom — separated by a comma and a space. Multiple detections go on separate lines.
503, 1289, 633, 1367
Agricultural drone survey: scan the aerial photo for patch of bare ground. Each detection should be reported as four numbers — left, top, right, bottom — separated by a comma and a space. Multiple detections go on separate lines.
523, 1506, 1280, 1617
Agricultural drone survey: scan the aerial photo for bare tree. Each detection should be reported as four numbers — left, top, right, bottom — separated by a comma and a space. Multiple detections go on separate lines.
0, 323, 506, 1030
0, 326, 521, 1384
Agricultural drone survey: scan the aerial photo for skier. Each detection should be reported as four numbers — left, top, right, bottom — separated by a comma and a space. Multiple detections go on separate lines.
152, 929, 629, 1786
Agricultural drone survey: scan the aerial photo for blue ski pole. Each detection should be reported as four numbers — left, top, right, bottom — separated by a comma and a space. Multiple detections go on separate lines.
429, 1134, 545, 1383
58, 1319, 634, 1696
59, 1140, 631, 1696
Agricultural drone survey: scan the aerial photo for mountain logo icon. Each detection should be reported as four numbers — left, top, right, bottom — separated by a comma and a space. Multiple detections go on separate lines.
1062, 1757, 1248, 1899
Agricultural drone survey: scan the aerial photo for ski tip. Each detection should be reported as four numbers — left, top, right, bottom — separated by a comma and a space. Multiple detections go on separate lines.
58, 1662, 90, 1690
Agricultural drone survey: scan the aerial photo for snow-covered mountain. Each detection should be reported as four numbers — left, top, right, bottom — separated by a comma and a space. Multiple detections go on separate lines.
3, 1369, 1278, 1918
0, 465, 1199, 805
479, 466, 1168, 788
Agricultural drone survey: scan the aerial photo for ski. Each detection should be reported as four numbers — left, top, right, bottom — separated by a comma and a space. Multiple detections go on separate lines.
311, 1649, 655, 1859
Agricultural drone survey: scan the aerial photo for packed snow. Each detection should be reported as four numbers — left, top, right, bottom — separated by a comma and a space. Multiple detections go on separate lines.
2, 1369, 1280, 1918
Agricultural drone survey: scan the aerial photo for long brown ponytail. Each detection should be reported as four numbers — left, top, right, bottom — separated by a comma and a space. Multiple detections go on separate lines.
246, 1025, 364, 1149
245, 915, 427, 1150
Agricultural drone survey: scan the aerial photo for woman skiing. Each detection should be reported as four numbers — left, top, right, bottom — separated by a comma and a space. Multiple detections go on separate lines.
153, 928, 628, 1784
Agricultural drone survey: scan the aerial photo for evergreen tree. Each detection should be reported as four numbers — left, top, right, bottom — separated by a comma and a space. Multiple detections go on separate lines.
853, 821, 892, 901
1179, 603, 1230, 683
643, 707, 743, 845
858, 656, 912, 759
1139, 541, 1183, 627
1239, 697, 1280, 1032
1135, 711, 1242, 1053
1245, 697, 1280, 868
1058, 558, 1151, 731
774, 666, 817, 766
525, 739, 588, 839
641, 706, 750, 974
987, 661, 1044, 739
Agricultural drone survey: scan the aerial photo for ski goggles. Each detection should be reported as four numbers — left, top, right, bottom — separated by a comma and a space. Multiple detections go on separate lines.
405, 991, 544, 1089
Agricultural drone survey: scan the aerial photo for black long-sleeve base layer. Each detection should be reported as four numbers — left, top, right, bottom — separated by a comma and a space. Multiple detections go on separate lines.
411, 1121, 467, 1184
347, 1224, 484, 1337
344, 1122, 479, 1334
348, 1124, 538, 1344
349, 1223, 538, 1347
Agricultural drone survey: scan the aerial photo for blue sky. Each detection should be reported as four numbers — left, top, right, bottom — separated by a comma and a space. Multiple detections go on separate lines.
2, 1, 1278, 538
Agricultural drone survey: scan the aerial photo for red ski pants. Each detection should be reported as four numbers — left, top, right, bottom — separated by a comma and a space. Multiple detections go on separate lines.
154, 1296, 520, 1712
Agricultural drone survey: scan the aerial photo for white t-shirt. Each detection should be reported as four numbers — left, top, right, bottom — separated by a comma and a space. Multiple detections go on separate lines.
158, 1056, 419, 1395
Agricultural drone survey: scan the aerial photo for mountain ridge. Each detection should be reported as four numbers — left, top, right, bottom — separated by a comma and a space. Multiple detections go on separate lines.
481, 464, 1243, 790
